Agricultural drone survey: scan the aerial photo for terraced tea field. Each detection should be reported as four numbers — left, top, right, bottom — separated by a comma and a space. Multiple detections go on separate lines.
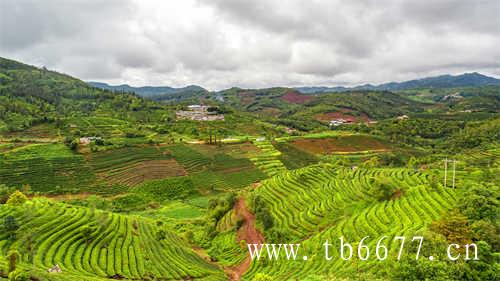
291, 135, 390, 154
0, 199, 225, 280
244, 164, 457, 280
0, 140, 488, 280
89, 146, 186, 187
274, 141, 319, 169
0, 144, 95, 193
168, 144, 213, 173
208, 231, 246, 267
250, 140, 287, 177
2, 123, 59, 140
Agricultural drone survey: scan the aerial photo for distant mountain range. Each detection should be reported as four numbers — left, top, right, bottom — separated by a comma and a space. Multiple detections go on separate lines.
88, 82, 207, 97
89, 72, 500, 97
295, 72, 500, 93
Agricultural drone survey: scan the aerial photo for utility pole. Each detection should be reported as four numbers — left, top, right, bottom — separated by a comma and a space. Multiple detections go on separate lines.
444, 157, 448, 188
443, 158, 457, 188
452, 160, 456, 189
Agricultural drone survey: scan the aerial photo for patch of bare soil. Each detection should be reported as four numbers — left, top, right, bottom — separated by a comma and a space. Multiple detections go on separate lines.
225, 197, 264, 281
280, 91, 314, 104
391, 189, 403, 200
292, 135, 389, 154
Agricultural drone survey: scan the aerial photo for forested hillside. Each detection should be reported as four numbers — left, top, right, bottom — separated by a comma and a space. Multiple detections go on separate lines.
88, 82, 208, 102
0, 57, 171, 132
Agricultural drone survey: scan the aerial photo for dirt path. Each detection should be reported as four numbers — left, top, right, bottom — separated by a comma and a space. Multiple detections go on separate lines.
225, 197, 265, 280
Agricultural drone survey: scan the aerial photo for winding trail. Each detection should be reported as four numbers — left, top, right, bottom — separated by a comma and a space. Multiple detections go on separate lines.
225, 197, 265, 280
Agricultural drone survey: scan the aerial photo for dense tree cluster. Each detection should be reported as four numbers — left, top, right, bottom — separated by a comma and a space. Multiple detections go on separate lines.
0, 57, 171, 132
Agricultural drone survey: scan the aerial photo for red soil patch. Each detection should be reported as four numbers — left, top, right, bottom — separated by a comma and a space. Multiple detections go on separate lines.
225, 197, 265, 281
251, 182, 261, 189
391, 189, 403, 200
281, 91, 314, 104
291, 135, 389, 154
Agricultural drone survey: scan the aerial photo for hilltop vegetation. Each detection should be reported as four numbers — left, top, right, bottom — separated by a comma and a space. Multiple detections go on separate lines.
295, 72, 500, 93
88, 82, 208, 102
0, 58, 171, 133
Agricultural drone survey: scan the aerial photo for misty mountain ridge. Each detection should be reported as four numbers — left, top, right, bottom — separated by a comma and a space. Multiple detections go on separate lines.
88, 82, 207, 97
90, 72, 499, 96
295, 72, 500, 93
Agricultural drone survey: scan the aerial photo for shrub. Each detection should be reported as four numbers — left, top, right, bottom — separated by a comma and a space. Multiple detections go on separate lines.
6, 191, 28, 205
257, 207, 273, 230
458, 183, 498, 222
252, 194, 274, 229
0, 184, 15, 204
156, 229, 166, 241
4, 216, 19, 235
94, 138, 104, 145
184, 231, 194, 243
64, 138, 78, 150
362, 156, 380, 168
430, 209, 472, 246
211, 207, 227, 222
7, 249, 19, 273
8, 269, 29, 281
369, 178, 397, 201
81, 225, 96, 243
267, 228, 292, 243
236, 218, 244, 229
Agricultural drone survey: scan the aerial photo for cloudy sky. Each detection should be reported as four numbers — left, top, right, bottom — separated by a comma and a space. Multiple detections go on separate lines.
1, 0, 499, 90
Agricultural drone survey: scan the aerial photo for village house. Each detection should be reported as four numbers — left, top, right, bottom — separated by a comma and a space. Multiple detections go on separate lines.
79, 136, 102, 145
48, 264, 62, 273
187, 104, 209, 111
176, 105, 224, 121
442, 92, 463, 101
329, 118, 353, 126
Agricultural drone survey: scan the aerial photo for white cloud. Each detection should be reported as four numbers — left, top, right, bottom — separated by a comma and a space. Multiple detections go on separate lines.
1, 0, 499, 90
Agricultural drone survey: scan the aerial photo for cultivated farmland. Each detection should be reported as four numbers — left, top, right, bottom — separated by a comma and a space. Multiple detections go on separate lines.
244, 164, 457, 280
89, 146, 186, 187
250, 140, 287, 177
291, 135, 390, 154
0, 144, 95, 193
0, 199, 225, 280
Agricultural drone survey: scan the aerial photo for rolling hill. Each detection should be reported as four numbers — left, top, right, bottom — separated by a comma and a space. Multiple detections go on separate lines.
88, 82, 208, 101
296, 72, 500, 93
0, 57, 172, 132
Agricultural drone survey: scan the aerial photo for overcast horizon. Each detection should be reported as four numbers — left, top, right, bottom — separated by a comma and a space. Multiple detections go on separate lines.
1, 0, 499, 91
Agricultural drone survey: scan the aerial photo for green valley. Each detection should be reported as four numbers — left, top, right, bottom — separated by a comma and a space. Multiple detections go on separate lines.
0, 56, 498, 281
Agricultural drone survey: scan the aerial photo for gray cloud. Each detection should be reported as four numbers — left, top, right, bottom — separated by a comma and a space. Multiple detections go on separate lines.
1, 0, 499, 90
